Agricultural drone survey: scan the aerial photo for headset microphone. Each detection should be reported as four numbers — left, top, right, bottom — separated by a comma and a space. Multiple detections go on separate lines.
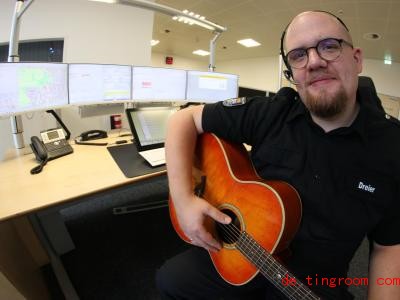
283, 69, 299, 85
283, 70, 292, 81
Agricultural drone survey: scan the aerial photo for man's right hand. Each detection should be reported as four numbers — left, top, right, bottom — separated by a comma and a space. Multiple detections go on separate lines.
174, 194, 231, 253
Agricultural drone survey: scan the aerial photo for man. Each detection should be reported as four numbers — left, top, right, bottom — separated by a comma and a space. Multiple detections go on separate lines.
156, 11, 400, 299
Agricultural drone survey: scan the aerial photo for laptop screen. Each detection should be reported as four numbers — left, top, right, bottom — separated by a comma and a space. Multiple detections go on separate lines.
126, 106, 179, 151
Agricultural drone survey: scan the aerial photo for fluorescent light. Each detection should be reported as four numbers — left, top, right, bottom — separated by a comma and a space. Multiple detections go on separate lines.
193, 49, 210, 56
88, 0, 117, 3
384, 54, 392, 65
173, 15, 215, 31
151, 40, 159, 46
237, 38, 261, 48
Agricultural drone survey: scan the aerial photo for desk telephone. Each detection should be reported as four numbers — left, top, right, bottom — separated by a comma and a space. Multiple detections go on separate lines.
30, 128, 73, 174
80, 129, 107, 141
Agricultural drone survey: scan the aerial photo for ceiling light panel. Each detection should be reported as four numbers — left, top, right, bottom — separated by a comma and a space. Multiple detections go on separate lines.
193, 49, 210, 56
237, 38, 261, 47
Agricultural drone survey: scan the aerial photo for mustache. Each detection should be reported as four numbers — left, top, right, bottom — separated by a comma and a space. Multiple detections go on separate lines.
306, 73, 336, 85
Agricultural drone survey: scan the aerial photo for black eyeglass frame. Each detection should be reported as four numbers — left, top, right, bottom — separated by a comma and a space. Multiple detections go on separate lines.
285, 38, 354, 69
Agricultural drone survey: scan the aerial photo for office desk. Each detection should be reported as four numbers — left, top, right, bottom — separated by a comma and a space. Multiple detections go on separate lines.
0, 136, 166, 222
0, 134, 167, 300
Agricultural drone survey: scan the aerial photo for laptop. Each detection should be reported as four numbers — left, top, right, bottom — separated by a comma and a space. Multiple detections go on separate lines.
126, 106, 179, 167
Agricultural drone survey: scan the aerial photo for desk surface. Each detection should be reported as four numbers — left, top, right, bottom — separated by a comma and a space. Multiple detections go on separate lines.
0, 134, 166, 222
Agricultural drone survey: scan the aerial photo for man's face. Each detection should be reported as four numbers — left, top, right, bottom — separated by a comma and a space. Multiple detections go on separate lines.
285, 12, 363, 119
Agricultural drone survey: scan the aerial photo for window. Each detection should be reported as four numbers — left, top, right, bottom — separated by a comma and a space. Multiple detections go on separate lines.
0, 39, 64, 62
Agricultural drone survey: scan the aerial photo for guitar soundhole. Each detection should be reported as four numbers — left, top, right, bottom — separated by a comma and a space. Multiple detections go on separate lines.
216, 209, 242, 245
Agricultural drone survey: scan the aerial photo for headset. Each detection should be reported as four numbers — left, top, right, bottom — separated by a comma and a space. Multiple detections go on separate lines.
279, 10, 350, 84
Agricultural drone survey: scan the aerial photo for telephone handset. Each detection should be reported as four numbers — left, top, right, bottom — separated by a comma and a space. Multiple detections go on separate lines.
80, 130, 107, 141
30, 128, 73, 174
30, 136, 49, 162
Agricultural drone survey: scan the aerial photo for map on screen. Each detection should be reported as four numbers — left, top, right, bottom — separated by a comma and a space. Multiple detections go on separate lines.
132, 66, 186, 101
0, 63, 68, 116
69, 64, 131, 104
186, 71, 239, 103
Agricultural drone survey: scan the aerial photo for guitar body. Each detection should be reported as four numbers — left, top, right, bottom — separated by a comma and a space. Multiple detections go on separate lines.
169, 133, 302, 286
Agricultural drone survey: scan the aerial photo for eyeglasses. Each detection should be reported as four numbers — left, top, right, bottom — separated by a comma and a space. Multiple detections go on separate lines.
285, 38, 354, 69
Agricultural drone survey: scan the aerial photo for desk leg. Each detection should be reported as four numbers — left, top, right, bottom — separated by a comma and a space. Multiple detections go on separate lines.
29, 214, 80, 300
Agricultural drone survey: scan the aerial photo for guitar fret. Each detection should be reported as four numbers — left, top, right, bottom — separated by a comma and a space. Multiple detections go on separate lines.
237, 232, 320, 300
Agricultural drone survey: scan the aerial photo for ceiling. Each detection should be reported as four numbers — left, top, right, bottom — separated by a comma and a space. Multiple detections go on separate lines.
152, 0, 400, 63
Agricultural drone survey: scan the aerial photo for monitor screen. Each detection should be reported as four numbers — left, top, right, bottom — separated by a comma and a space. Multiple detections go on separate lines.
126, 106, 179, 149
132, 66, 186, 101
0, 62, 68, 116
69, 64, 131, 104
186, 71, 239, 103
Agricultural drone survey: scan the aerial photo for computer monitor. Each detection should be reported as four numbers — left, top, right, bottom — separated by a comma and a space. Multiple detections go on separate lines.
132, 66, 186, 101
186, 71, 239, 103
68, 64, 132, 105
0, 62, 68, 116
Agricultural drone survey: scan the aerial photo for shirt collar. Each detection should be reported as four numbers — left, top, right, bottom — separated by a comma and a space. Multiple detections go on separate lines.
285, 91, 373, 144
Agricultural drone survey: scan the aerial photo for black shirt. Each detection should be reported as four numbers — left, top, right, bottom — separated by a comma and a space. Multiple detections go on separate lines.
202, 90, 400, 298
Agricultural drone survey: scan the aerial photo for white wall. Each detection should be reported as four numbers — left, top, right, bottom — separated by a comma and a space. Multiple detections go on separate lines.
151, 52, 208, 71
0, 0, 153, 159
216, 56, 281, 93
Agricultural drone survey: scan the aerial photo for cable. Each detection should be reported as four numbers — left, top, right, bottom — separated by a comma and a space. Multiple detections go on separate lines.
74, 138, 108, 146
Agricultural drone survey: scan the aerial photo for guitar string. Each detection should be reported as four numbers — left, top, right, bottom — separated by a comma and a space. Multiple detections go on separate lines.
216, 223, 319, 300
221, 223, 319, 300
239, 230, 318, 300
218, 223, 318, 300
217, 224, 309, 300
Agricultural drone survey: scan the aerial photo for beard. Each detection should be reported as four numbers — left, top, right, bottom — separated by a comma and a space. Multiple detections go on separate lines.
303, 86, 348, 119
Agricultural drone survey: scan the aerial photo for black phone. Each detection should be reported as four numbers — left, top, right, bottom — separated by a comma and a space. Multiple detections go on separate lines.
80, 130, 108, 141
30, 136, 48, 162
30, 128, 73, 163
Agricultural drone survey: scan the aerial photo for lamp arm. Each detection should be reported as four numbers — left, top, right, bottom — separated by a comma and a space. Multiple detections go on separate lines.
209, 31, 221, 72
8, 0, 24, 62
8, 0, 35, 150
18, 0, 35, 18
117, 0, 226, 33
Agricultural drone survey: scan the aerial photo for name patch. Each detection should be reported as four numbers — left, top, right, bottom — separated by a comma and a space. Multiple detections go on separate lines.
357, 181, 375, 193
223, 97, 247, 107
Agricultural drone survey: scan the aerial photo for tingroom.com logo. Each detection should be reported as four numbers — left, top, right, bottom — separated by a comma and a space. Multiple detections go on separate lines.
281, 274, 400, 288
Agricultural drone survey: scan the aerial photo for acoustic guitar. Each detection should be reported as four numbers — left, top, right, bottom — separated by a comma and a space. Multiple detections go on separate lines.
169, 133, 320, 300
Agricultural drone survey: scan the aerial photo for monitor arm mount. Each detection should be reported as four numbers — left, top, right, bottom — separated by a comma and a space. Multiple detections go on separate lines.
46, 110, 71, 140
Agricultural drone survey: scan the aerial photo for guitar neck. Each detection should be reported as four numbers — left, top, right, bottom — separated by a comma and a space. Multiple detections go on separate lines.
237, 232, 320, 300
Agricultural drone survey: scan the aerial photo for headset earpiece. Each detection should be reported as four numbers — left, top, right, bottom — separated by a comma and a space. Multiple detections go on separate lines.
283, 70, 292, 81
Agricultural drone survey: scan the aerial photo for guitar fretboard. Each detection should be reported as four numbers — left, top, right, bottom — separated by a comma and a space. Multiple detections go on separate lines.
236, 231, 320, 300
